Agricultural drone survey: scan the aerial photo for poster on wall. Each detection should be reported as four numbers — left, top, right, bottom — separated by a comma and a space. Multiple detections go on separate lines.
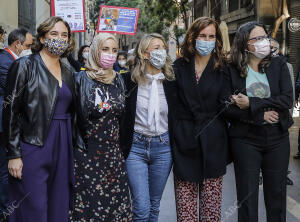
97, 5, 139, 36
51, 0, 86, 32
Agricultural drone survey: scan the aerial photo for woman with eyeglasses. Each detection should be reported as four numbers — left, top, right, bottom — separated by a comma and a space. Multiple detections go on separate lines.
172, 17, 229, 222
221, 21, 293, 222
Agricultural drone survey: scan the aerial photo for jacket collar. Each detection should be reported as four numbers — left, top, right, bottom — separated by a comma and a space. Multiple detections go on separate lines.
5, 48, 18, 60
264, 64, 276, 96
231, 62, 276, 96
61, 63, 76, 98
128, 74, 174, 121
229, 65, 247, 94
35, 53, 76, 98
178, 54, 215, 105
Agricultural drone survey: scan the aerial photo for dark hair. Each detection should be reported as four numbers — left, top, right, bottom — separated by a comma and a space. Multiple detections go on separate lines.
77, 45, 89, 64
117, 51, 127, 60
180, 17, 225, 70
8, 28, 28, 46
32, 16, 75, 57
230, 21, 271, 77
0, 26, 5, 35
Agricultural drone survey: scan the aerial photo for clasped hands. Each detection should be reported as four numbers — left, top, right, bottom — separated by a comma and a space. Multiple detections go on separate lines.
231, 93, 249, 110
231, 93, 278, 124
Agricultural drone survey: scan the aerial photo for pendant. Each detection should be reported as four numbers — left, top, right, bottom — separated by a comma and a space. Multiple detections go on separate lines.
101, 102, 110, 110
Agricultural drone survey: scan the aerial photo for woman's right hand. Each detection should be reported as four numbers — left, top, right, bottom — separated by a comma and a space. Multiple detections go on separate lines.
8, 158, 23, 180
264, 111, 279, 124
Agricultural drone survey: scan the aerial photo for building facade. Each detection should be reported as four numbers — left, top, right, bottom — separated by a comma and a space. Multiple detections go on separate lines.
193, 0, 300, 76
288, 0, 300, 74
0, 0, 90, 58
0, 0, 18, 33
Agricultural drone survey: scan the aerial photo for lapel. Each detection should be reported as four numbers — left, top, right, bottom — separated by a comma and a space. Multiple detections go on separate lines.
5, 48, 17, 61
128, 79, 138, 121
234, 63, 275, 96
178, 56, 200, 106
179, 55, 216, 109
264, 63, 276, 96
197, 56, 216, 98
231, 65, 247, 95
61, 62, 76, 99
162, 80, 174, 107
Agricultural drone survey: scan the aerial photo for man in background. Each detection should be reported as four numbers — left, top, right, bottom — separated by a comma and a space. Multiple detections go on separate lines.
0, 28, 32, 221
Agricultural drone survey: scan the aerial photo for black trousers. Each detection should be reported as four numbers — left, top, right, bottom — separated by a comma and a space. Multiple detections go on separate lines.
231, 124, 290, 222
0, 133, 8, 222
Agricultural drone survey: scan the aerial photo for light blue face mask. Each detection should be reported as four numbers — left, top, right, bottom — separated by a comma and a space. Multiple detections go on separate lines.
195, 39, 216, 56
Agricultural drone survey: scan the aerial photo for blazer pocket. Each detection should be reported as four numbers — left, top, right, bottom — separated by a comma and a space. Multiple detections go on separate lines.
174, 119, 199, 154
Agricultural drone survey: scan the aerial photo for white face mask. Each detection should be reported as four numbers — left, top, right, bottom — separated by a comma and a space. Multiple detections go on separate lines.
19, 49, 32, 57
149, 49, 167, 70
82, 52, 89, 59
248, 38, 271, 59
118, 60, 126, 67
16, 43, 24, 56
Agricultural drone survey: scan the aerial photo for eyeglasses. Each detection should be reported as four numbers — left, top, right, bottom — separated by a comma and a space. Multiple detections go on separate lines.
248, 35, 269, 42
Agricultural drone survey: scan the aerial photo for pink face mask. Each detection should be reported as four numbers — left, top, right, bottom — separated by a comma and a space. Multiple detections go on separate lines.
100, 53, 117, 69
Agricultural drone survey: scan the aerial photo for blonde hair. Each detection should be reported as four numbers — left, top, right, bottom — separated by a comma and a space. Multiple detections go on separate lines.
128, 33, 175, 83
85, 33, 118, 84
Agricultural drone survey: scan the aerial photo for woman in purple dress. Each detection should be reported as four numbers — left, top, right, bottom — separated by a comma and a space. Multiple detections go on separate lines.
3, 17, 81, 222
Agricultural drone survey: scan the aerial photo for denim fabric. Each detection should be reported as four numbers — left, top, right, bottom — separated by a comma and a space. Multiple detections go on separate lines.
126, 132, 172, 222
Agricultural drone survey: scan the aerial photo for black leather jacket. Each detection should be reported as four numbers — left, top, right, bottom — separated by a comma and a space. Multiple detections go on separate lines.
73, 71, 125, 150
3, 54, 83, 159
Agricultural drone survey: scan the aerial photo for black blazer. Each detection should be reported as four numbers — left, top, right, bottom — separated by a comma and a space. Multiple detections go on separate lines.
172, 56, 229, 183
221, 56, 294, 138
119, 72, 177, 159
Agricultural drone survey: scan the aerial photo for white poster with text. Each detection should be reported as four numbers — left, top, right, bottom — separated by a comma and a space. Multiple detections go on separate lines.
51, 0, 86, 32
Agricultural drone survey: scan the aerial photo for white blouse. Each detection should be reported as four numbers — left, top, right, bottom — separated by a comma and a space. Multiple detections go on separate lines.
134, 73, 168, 136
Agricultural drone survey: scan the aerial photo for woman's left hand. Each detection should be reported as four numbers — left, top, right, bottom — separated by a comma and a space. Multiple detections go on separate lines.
233, 93, 250, 110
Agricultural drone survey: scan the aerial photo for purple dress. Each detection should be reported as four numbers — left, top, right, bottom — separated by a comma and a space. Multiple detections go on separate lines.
9, 81, 74, 222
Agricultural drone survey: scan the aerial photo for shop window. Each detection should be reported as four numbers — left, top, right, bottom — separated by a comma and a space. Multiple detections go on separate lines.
229, 0, 239, 12
221, 0, 229, 15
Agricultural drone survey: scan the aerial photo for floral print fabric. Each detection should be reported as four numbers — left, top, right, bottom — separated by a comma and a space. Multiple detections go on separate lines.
174, 177, 223, 222
44, 38, 68, 56
70, 77, 132, 222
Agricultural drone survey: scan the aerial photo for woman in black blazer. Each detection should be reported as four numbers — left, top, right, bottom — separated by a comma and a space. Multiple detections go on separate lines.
172, 17, 229, 222
221, 21, 293, 222
120, 33, 177, 222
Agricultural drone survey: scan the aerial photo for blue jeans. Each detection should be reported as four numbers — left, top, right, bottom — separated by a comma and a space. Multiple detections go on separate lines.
126, 132, 172, 222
